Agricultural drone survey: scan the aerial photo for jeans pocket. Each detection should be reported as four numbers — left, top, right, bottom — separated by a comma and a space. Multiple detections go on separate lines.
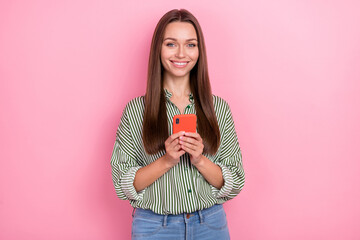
204, 208, 228, 230
131, 217, 163, 238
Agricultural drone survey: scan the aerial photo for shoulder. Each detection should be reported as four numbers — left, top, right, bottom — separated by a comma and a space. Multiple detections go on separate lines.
212, 94, 231, 114
123, 95, 145, 113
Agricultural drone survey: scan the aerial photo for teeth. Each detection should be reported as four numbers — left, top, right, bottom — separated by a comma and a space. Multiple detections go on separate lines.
173, 62, 187, 66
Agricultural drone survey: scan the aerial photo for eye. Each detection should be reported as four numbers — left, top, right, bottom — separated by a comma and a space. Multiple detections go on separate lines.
166, 42, 175, 47
187, 43, 197, 48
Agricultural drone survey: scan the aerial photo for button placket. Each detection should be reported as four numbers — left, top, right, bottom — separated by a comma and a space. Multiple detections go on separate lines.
184, 105, 191, 114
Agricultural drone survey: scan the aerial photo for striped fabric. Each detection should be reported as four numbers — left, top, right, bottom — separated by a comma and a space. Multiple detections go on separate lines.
110, 89, 245, 215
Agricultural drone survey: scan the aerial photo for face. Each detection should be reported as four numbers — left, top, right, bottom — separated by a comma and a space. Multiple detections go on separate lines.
160, 22, 199, 79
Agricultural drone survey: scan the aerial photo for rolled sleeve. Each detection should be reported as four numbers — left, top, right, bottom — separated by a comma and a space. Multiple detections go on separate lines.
110, 105, 145, 201
212, 102, 245, 200
210, 163, 234, 198
120, 165, 145, 201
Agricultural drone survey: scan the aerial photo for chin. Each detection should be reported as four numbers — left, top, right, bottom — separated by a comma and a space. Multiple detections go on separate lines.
169, 71, 191, 78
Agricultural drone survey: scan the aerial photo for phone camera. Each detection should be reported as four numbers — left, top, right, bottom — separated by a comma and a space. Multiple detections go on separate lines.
176, 118, 179, 124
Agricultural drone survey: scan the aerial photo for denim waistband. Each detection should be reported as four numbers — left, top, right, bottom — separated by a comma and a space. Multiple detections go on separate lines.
133, 204, 224, 226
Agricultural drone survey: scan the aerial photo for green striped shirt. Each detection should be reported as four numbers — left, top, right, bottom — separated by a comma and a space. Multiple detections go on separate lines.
110, 89, 245, 215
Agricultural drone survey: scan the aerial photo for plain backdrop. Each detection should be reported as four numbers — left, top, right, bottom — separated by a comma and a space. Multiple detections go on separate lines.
1, 0, 360, 239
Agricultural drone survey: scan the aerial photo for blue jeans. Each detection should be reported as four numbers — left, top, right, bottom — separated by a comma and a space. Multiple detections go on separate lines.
131, 204, 230, 240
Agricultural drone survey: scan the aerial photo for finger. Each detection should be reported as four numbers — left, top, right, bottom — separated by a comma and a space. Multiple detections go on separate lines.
181, 144, 195, 156
170, 140, 186, 153
177, 150, 186, 157
184, 132, 202, 141
180, 137, 203, 150
174, 144, 182, 151
168, 139, 180, 150
179, 136, 197, 145
168, 131, 186, 144
180, 141, 198, 152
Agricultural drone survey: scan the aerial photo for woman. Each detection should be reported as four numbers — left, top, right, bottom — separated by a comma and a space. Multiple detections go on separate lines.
111, 9, 245, 240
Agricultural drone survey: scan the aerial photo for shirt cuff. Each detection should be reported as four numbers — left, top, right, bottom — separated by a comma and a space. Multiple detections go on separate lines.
211, 163, 234, 199
120, 166, 145, 201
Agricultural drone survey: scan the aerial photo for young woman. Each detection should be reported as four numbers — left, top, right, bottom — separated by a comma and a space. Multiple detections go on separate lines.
111, 9, 245, 240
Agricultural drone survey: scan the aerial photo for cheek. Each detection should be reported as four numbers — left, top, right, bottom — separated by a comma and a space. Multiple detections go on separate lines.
189, 49, 199, 61
160, 53, 165, 64
160, 49, 169, 66
160, 49, 165, 61
161, 45, 168, 57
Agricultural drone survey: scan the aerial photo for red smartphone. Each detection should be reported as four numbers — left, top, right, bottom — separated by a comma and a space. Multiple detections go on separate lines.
172, 114, 197, 134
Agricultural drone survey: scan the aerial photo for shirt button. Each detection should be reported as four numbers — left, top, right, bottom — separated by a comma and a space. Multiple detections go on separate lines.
188, 189, 192, 193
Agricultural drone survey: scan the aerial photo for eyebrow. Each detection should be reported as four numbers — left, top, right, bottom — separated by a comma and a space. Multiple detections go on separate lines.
163, 37, 198, 42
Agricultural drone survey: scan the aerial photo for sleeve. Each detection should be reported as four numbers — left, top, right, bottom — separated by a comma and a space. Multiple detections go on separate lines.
110, 104, 145, 201
210, 102, 245, 200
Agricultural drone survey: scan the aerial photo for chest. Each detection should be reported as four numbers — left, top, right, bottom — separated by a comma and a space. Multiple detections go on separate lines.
169, 97, 191, 114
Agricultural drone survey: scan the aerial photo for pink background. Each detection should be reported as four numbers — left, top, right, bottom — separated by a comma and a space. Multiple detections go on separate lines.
1, 0, 360, 239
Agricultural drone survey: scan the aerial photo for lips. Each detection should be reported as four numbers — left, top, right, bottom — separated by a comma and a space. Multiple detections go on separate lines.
170, 60, 189, 68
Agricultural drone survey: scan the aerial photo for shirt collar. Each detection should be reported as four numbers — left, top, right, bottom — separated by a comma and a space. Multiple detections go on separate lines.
164, 88, 194, 104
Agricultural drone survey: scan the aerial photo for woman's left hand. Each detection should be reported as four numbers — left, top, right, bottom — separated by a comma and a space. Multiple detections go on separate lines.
179, 132, 204, 166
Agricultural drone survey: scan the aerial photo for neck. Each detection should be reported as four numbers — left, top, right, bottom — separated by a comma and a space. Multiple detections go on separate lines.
163, 72, 191, 98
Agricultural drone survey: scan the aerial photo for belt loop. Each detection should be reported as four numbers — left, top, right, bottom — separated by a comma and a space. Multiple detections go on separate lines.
198, 209, 204, 224
163, 214, 168, 227
132, 207, 136, 218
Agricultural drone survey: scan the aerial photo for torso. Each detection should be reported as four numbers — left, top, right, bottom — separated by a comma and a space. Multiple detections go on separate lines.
118, 94, 237, 215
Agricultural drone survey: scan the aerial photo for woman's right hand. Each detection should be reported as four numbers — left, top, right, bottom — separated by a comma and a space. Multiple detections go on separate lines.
163, 131, 186, 168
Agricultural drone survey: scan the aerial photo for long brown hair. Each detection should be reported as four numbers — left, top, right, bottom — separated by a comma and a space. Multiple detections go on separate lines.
142, 9, 220, 155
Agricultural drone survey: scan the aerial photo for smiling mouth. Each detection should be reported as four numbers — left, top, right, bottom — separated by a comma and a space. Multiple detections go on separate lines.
170, 61, 189, 68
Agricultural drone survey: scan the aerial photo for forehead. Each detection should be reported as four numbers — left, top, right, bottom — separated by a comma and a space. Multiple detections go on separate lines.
163, 22, 197, 39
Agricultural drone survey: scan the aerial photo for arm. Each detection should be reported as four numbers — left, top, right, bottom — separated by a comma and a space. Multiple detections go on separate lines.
180, 102, 245, 200
110, 104, 187, 199
212, 102, 245, 199
179, 133, 224, 189
110, 104, 143, 200
133, 131, 187, 191
192, 155, 224, 189
133, 155, 171, 192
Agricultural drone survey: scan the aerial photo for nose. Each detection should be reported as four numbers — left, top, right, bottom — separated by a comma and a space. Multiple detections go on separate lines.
176, 45, 185, 58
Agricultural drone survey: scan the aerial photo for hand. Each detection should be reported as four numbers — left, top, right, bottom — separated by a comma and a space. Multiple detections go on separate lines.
164, 131, 186, 168
179, 132, 204, 166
